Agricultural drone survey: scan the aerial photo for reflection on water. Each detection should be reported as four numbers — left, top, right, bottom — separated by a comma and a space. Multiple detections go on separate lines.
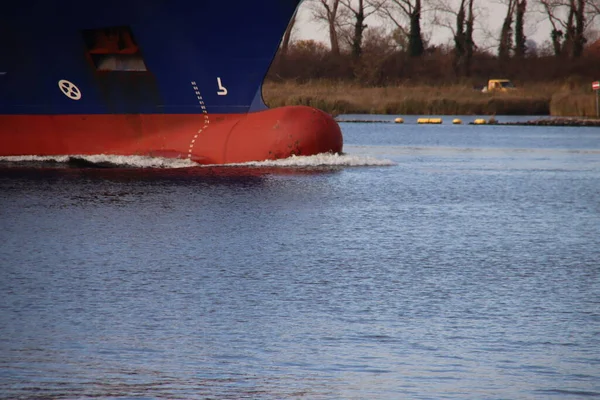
1, 121, 599, 399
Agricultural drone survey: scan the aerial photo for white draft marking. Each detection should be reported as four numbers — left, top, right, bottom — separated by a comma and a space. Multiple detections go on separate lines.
189, 81, 210, 158
217, 77, 228, 96
58, 79, 81, 100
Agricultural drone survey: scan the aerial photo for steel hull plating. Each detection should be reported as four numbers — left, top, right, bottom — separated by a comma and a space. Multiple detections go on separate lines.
0, 106, 342, 164
0, 0, 343, 163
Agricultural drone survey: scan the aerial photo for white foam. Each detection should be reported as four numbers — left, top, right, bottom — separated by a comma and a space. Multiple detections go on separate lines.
217, 152, 396, 167
0, 152, 395, 168
0, 154, 198, 168
0, 155, 70, 163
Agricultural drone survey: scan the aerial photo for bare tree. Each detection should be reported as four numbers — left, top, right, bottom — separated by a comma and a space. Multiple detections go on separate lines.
310, 0, 344, 56
498, 0, 517, 60
452, 0, 475, 75
430, 0, 477, 75
280, 8, 298, 59
340, 0, 387, 59
466, 0, 475, 67
589, 0, 600, 18
381, 0, 425, 56
538, 0, 564, 55
573, 0, 586, 57
514, 0, 528, 57
536, 0, 594, 58
563, 0, 578, 56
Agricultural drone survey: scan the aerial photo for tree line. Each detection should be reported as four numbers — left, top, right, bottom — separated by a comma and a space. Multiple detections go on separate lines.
267, 0, 600, 85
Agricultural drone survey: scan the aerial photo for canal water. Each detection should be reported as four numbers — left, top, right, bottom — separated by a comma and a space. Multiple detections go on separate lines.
1, 117, 599, 399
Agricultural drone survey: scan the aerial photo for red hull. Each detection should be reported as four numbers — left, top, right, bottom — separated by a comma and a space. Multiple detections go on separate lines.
0, 106, 343, 165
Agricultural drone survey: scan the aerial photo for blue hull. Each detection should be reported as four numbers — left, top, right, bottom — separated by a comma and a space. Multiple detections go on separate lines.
0, 0, 300, 115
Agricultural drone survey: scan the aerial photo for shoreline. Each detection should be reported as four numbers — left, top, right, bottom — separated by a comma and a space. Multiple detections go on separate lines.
335, 116, 600, 126
491, 117, 600, 127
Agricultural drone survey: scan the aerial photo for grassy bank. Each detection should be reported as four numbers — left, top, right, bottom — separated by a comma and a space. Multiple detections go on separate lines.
550, 91, 599, 117
263, 80, 599, 117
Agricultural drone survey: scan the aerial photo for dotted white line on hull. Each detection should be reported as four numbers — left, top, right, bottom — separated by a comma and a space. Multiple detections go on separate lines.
189, 81, 210, 158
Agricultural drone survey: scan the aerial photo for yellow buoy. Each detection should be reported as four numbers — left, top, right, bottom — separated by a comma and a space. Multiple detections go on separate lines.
394, 117, 404, 124
417, 118, 443, 124
473, 118, 487, 125
452, 118, 462, 124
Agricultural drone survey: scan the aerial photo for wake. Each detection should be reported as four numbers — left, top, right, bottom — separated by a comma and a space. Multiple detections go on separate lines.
0, 152, 395, 169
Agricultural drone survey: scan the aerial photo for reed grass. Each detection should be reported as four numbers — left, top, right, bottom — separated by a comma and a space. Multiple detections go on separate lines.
550, 91, 598, 117
262, 80, 598, 117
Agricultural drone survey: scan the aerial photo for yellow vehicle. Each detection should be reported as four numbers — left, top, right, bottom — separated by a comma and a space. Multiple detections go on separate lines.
482, 79, 516, 93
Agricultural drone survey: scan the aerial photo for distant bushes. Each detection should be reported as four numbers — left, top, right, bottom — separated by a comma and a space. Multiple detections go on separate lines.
264, 39, 600, 116
268, 39, 600, 87
263, 81, 553, 116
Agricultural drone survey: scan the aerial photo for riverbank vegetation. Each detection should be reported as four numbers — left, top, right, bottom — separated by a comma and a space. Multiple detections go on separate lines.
264, 80, 556, 116
263, 0, 600, 117
263, 77, 598, 117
